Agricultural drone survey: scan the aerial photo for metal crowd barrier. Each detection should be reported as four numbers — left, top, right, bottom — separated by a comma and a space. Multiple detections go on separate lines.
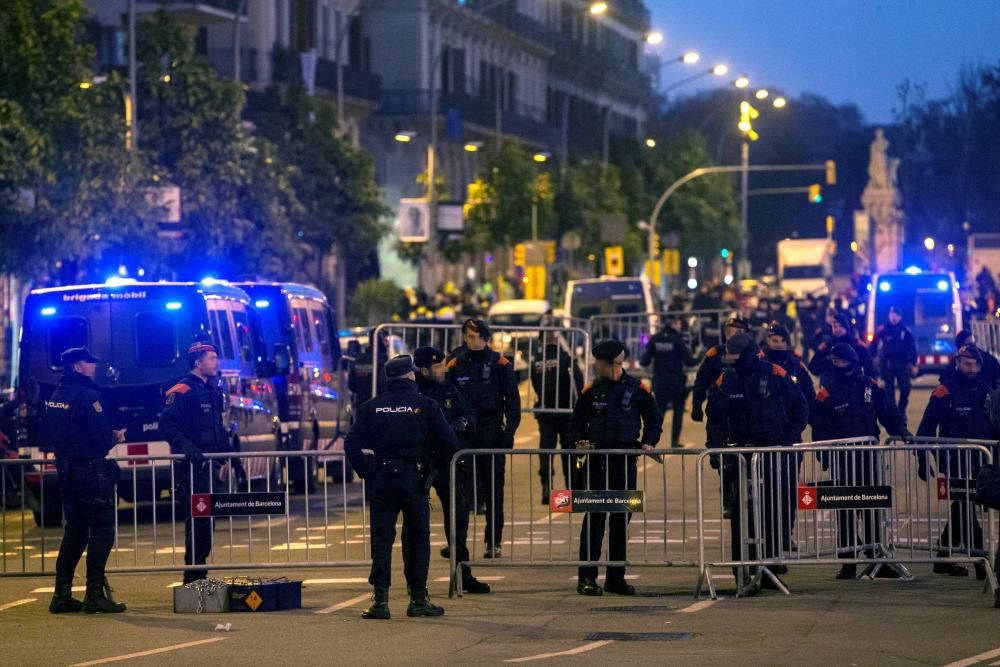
971, 319, 1000, 360
695, 438, 998, 600
372, 323, 592, 414
1, 452, 369, 577
448, 448, 706, 596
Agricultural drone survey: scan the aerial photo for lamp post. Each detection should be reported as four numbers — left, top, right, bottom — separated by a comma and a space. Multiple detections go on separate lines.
127, 0, 137, 150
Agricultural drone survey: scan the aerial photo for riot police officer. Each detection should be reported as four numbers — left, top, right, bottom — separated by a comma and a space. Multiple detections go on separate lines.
446, 319, 521, 558
763, 322, 816, 410
345, 355, 459, 619
43, 347, 127, 614
871, 306, 918, 413
406, 346, 490, 594
691, 315, 750, 422
813, 343, 908, 580
917, 345, 994, 579
808, 314, 875, 379
571, 340, 662, 596
706, 333, 809, 586
160, 342, 241, 584
640, 316, 697, 448
530, 330, 584, 502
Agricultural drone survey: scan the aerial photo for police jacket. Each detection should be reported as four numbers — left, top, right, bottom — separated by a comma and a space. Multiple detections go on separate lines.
529, 343, 584, 413
446, 348, 521, 432
41, 372, 114, 461
917, 377, 994, 475
871, 323, 917, 368
568, 372, 662, 448
706, 360, 809, 448
347, 346, 386, 405
415, 374, 472, 437
813, 372, 906, 441
640, 329, 696, 388
160, 373, 230, 456
765, 349, 816, 409
692, 344, 726, 411
344, 378, 459, 473
807, 334, 875, 378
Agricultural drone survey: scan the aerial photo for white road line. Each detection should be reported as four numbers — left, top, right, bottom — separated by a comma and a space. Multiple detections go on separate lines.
678, 599, 717, 613
942, 647, 1000, 667
0, 598, 36, 611
302, 578, 369, 585
30, 586, 84, 594
503, 640, 614, 663
566, 575, 639, 581
314, 593, 371, 615
68, 637, 228, 666
433, 576, 506, 582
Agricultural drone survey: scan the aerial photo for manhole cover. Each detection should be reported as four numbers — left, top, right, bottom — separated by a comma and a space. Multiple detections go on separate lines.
590, 606, 674, 613
585, 632, 693, 642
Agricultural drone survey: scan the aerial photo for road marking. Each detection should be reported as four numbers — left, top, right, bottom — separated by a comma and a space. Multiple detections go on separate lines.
503, 640, 614, 663
942, 647, 1000, 667
433, 576, 506, 582
678, 599, 717, 613
566, 575, 639, 581
532, 514, 568, 525
302, 578, 369, 585
0, 598, 36, 611
30, 585, 84, 594
314, 593, 371, 615
69, 637, 228, 666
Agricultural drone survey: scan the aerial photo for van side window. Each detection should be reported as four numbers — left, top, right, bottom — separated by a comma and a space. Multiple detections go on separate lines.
294, 307, 314, 353
135, 313, 178, 365
311, 307, 330, 356
48, 317, 88, 368
232, 309, 253, 365
211, 308, 236, 360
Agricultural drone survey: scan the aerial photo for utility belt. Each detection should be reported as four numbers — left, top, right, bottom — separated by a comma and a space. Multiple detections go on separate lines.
56, 457, 120, 488
376, 458, 428, 475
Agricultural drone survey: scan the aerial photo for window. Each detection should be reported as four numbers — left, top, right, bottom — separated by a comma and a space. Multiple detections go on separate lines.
312, 307, 330, 356
294, 307, 314, 353
48, 318, 88, 368
135, 313, 178, 365
232, 309, 253, 364
211, 308, 235, 359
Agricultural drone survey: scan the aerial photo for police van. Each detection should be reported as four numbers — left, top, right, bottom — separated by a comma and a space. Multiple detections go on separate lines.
16, 280, 279, 526
865, 270, 962, 376
234, 282, 346, 488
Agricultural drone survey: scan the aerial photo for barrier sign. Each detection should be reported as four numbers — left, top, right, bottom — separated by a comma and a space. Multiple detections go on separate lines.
191, 492, 287, 517
937, 476, 975, 501
797, 485, 892, 510
549, 489, 644, 513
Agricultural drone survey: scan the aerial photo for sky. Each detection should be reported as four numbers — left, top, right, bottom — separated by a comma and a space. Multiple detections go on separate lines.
644, 0, 1000, 123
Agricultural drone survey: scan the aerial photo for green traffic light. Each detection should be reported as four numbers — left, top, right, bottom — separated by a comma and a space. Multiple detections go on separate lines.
720, 248, 730, 259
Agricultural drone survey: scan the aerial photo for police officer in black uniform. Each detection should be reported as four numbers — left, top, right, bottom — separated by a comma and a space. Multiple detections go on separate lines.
808, 314, 876, 379
446, 319, 520, 558
530, 330, 584, 502
871, 306, 918, 414
640, 316, 697, 448
691, 315, 750, 423
405, 346, 490, 594
571, 340, 662, 596
706, 333, 809, 586
345, 355, 459, 619
43, 347, 127, 614
813, 343, 908, 579
940, 331, 1000, 389
917, 345, 994, 580
763, 322, 816, 410
348, 329, 388, 407
160, 342, 241, 584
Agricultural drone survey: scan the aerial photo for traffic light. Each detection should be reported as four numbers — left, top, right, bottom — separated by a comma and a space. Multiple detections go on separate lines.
738, 101, 759, 141
604, 245, 624, 276
825, 160, 837, 185
513, 243, 526, 267
651, 232, 660, 258
826, 215, 835, 236
808, 184, 822, 203
720, 248, 730, 259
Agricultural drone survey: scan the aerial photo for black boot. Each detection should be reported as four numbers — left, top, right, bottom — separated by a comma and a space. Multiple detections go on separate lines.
577, 578, 603, 596
836, 564, 857, 580
49, 583, 83, 614
407, 588, 445, 617
462, 569, 491, 594
361, 587, 390, 620
83, 583, 126, 614
933, 562, 969, 576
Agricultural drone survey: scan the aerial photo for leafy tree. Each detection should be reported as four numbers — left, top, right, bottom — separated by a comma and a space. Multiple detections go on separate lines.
348, 278, 401, 326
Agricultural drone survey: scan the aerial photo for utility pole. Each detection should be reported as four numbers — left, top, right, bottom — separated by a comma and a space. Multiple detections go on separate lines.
233, 0, 247, 83
128, 0, 137, 150
740, 140, 749, 278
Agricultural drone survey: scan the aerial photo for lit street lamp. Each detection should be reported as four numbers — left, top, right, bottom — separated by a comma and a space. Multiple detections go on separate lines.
645, 31, 664, 45
662, 62, 730, 94
589, 1, 608, 15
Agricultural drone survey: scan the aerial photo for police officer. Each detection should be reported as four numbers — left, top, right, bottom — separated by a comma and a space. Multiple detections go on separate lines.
691, 315, 750, 423
706, 333, 809, 586
43, 347, 127, 614
348, 329, 388, 407
446, 319, 521, 558
640, 316, 697, 448
808, 313, 875, 379
405, 346, 490, 594
763, 322, 816, 410
940, 331, 1000, 389
345, 355, 458, 619
160, 342, 241, 584
871, 306, 918, 413
571, 340, 662, 596
917, 345, 994, 580
530, 330, 585, 502
813, 343, 908, 580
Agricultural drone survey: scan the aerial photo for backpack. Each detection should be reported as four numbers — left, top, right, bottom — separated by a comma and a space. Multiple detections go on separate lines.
976, 463, 1000, 510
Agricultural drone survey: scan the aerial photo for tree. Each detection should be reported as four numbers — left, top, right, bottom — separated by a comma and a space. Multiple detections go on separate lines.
348, 278, 402, 326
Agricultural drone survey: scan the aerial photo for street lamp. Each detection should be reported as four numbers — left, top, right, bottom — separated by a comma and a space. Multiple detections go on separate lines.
734, 75, 750, 89
464, 141, 483, 153
924, 237, 935, 251
772, 96, 787, 108
662, 63, 730, 94
80, 75, 134, 152
712, 63, 729, 76
533, 152, 551, 163
683, 51, 700, 64
589, 2, 608, 15
645, 31, 664, 45
645, 138, 656, 148
755, 89, 769, 100
394, 130, 416, 143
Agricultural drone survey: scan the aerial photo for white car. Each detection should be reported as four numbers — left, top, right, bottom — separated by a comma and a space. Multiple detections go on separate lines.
487, 299, 551, 372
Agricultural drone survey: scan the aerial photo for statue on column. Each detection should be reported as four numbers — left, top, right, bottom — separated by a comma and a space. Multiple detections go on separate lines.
860, 128, 905, 274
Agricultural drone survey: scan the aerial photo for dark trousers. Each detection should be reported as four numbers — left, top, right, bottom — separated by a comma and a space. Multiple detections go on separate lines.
723, 452, 793, 562
369, 471, 430, 590
470, 417, 505, 549
882, 363, 912, 415
653, 382, 686, 445
537, 415, 571, 490
833, 452, 883, 558
55, 461, 116, 593
939, 498, 984, 554
177, 463, 214, 584
578, 452, 637, 582
402, 468, 470, 582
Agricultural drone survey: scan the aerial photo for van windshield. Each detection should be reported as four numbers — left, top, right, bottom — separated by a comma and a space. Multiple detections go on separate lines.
783, 265, 824, 279
490, 313, 545, 327
571, 281, 646, 319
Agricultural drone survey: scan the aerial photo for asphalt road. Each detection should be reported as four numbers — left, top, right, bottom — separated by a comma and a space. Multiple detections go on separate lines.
3, 377, 1000, 666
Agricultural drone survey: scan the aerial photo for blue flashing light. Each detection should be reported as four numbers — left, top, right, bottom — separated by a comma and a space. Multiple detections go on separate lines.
105, 276, 138, 286
254, 299, 271, 309
866, 283, 873, 292
200, 277, 227, 286
40, 307, 56, 316
166, 301, 183, 310
904, 266, 922, 275
954, 281, 961, 290
879, 281, 891, 292
936, 279, 949, 291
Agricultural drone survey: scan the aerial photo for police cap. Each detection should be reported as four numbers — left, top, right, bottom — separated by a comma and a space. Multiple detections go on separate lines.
767, 321, 791, 343
725, 315, 750, 331
384, 354, 418, 378
60, 347, 99, 366
462, 318, 492, 341
187, 341, 217, 356
829, 342, 859, 363
592, 339, 627, 361
413, 346, 445, 369
956, 345, 983, 364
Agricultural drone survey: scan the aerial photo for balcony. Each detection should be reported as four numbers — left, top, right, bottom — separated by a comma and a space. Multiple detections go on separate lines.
203, 48, 258, 83
271, 49, 382, 103
136, 1, 247, 24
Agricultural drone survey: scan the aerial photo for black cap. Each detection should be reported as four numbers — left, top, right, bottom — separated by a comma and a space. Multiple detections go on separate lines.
413, 346, 445, 369
833, 313, 853, 330
592, 339, 627, 361
725, 332, 754, 358
767, 321, 790, 343
829, 342, 859, 363
956, 330, 974, 348
462, 318, 492, 341
725, 316, 750, 331
957, 345, 983, 364
384, 354, 417, 378
60, 347, 99, 366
